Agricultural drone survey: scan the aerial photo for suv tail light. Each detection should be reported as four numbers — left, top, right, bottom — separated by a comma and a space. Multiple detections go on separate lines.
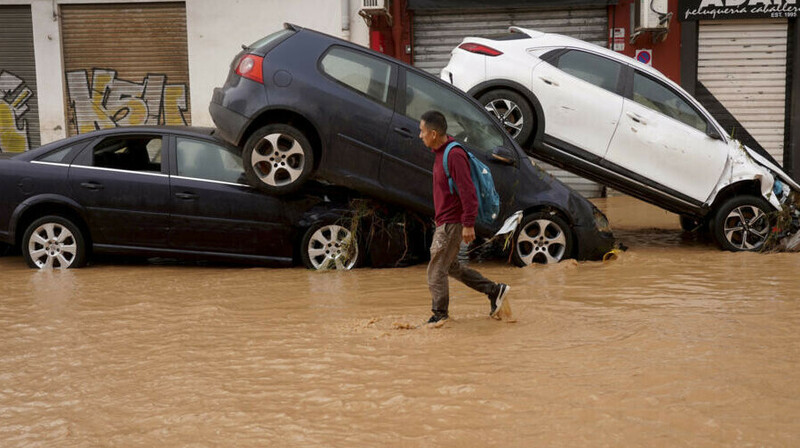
235, 54, 264, 83
458, 43, 503, 57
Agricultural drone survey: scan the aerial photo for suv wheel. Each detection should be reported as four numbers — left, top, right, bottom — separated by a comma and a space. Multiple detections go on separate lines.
243, 124, 315, 194
512, 212, 573, 266
478, 89, 534, 145
712, 195, 773, 251
22, 215, 87, 269
301, 220, 362, 270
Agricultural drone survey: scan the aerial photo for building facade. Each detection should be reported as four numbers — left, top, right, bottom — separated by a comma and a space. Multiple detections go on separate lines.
0, 0, 369, 152
2, 0, 797, 194
368, 0, 799, 190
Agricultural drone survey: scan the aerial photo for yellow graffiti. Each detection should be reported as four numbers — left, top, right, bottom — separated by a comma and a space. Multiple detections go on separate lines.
66, 69, 189, 135
164, 85, 188, 125
0, 100, 30, 152
0, 70, 32, 152
79, 71, 115, 135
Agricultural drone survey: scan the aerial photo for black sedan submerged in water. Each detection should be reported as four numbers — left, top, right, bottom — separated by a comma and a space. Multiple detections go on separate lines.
0, 126, 428, 270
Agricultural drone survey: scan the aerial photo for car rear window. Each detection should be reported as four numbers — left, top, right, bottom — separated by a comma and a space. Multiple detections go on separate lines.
480, 32, 530, 41
248, 29, 295, 50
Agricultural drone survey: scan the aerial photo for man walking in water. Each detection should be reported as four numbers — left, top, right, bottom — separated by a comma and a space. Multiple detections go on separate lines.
419, 110, 510, 324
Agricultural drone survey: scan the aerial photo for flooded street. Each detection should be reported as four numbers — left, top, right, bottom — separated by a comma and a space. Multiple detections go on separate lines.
1, 196, 799, 447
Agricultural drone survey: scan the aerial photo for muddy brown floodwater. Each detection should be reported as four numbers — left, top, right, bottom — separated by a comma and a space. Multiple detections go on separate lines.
1, 196, 799, 447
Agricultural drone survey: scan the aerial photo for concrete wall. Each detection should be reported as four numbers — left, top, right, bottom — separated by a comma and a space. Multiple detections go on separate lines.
1, 0, 369, 146
186, 0, 370, 128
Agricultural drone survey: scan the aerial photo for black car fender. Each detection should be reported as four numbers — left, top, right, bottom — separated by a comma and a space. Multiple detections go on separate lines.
10, 194, 89, 245
466, 80, 546, 148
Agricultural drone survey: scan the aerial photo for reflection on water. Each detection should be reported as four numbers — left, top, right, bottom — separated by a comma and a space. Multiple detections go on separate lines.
1, 196, 799, 446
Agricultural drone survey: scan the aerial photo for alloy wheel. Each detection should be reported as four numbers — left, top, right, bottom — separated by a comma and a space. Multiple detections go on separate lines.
516, 218, 567, 264
27, 222, 78, 269
250, 133, 306, 187
485, 98, 524, 138
722, 205, 770, 250
306, 224, 358, 270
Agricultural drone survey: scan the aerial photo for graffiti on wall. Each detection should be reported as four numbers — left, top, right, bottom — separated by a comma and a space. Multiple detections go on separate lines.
66, 69, 189, 135
0, 70, 33, 153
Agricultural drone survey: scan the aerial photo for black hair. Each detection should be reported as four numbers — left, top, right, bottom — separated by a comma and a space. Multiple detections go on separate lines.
421, 110, 447, 134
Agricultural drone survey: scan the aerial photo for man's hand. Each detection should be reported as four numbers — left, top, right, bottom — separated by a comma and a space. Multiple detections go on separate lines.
462, 226, 475, 244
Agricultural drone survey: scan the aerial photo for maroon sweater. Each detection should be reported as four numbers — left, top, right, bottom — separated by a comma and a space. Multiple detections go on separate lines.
432, 137, 478, 227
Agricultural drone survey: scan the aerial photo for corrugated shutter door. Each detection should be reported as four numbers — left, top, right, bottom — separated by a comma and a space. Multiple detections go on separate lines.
697, 19, 787, 165
0, 5, 40, 152
413, 7, 608, 198
61, 2, 191, 136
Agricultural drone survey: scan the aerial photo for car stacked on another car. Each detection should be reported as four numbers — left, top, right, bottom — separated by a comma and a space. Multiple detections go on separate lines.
442, 27, 800, 252
209, 23, 615, 266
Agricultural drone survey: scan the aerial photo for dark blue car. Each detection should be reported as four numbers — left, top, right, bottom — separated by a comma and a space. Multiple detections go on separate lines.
0, 127, 428, 270
210, 23, 614, 265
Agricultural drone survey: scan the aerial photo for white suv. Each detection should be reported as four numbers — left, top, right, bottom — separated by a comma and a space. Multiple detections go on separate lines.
441, 27, 799, 252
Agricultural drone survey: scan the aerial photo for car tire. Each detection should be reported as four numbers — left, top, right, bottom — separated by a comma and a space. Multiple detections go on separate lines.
679, 214, 705, 232
511, 212, 573, 266
712, 195, 774, 252
243, 124, 315, 195
301, 219, 362, 270
478, 89, 535, 145
22, 215, 87, 269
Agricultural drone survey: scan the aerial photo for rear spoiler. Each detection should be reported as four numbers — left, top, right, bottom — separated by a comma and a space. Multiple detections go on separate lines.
509, 26, 545, 38
284, 23, 303, 32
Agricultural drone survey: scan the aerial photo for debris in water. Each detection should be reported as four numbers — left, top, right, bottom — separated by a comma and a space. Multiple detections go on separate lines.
603, 249, 622, 262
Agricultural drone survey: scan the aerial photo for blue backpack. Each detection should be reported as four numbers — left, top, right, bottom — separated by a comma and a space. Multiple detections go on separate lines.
442, 141, 500, 227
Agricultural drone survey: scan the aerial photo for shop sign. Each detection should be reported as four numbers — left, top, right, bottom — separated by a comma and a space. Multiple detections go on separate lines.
609, 28, 625, 52
679, 0, 798, 21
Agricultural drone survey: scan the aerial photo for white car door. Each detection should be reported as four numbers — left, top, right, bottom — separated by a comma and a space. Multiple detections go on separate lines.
531, 49, 624, 158
604, 70, 728, 202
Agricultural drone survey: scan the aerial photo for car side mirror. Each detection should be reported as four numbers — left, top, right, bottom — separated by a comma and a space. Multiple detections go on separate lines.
491, 146, 516, 166
706, 125, 723, 141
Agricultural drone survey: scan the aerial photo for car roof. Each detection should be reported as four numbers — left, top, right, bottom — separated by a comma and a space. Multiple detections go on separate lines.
12, 126, 225, 161
473, 26, 667, 79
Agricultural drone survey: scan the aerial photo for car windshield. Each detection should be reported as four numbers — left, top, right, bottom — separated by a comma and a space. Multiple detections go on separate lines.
404, 71, 505, 154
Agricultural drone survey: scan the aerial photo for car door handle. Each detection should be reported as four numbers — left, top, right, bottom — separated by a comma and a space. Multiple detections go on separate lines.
174, 192, 198, 200
626, 112, 647, 125
393, 127, 415, 139
539, 76, 559, 87
80, 181, 104, 191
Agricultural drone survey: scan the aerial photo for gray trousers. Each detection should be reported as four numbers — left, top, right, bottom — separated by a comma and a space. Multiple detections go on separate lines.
427, 223, 495, 315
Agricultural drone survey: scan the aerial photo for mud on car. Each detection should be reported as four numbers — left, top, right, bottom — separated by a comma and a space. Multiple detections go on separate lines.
442, 27, 800, 252
209, 24, 615, 266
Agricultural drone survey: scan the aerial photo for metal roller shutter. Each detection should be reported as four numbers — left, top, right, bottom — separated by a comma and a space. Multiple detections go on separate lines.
697, 19, 788, 165
60, 2, 191, 136
0, 5, 40, 152
413, 7, 608, 198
